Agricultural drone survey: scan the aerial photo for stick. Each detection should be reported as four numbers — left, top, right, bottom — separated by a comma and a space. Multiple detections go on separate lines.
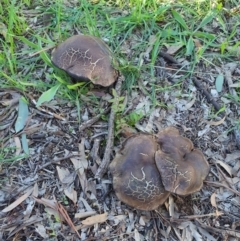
204, 180, 240, 196
95, 75, 124, 179
36, 154, 77, 173
159, 51, 224, 114
192, 77, 223, 112
79, 107, 110, 132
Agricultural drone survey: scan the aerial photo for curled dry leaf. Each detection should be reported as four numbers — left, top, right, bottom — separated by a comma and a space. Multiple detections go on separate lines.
210, 192, 217, 209
184, 95, 196, 110
204, 115, 226, 126
168, 195, 175, 218
2, 187, 33, 212
210, 192, 223, 217
81, 212, 108, 226
216, 160, 233, 177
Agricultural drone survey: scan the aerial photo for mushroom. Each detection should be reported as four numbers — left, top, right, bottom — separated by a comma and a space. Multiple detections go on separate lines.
51, 35, 118, 87
155, 127, 210, 196
109, 134, 170, 211
109, 127, 209, 211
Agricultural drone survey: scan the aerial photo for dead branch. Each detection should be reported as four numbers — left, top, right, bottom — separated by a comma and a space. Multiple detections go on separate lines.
192, 77, 223, 112
95, 75, 124, 179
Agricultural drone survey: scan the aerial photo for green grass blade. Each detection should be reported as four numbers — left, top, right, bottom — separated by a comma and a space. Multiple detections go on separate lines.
36, 83, 62, 107
194, 12, 216, 32
172, 10, 188, 30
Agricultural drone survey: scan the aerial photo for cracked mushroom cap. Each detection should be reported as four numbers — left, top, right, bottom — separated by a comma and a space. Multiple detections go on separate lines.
155, 127, 210, 196
51, 35, 118, 87
109, 134, 170, 211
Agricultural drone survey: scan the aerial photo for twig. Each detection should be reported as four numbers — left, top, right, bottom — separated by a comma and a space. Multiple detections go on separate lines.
192, 77, 223, 113
204, 180, 240, 196
159, 51, 181, 66
95, 75, 124, 179
195, 219, 240, 238
178, 213, 222, 220
29, 45, 56, 57
36, 154, 77, 173
225, 65, 237, 96
79, 106, 110, 132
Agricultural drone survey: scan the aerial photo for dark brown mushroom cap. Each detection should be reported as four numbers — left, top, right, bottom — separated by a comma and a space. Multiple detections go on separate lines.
51, 35, 118, 87
155, 127, 210, 195
109, 134, 170, 211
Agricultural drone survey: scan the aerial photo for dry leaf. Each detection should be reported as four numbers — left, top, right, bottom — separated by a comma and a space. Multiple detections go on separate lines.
134, 228, 141, 241
168, 195, 175, 217
64, 186, 77, 204
0, 22, 7, 39
32, 182, 39, 197
198, 125, 210, 137
80, 197, 93, 211
56, 166, 77, 204
210, 193, 223, 216
189, 222, 203, 241
139, 216, 146, 226
225, 151, 240, 163
57, 166, 72, 183
57, 202, 81, 238
34, 196, 81, 238
205, 116, 226, 126
35, 223, 48, 238
81, 212, 108, 226
45, 207, 62, 221
216, 160, 233, 176
193, 39, 202, 48
78, 138, 88, 169
75, 211, 97, 219
33, 197, 58, 210
197, 227, 217, 241
184, 96, 196, 110
14, 136, 22, 155
2, 187, 33, 212
210, 192, 217, 209
166, 43, 183, 54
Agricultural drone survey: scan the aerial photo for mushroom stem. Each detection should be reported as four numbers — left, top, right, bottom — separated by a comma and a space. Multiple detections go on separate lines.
95, 75, 124, 179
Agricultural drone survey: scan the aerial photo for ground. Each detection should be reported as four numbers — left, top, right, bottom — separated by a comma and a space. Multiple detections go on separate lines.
0, 0, 240, 240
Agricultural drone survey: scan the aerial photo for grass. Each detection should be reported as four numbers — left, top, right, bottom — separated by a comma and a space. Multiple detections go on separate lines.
0, 0, 239, 135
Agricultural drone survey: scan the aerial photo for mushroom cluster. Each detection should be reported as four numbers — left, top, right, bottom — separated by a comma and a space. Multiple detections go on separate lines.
51, 35, 118, 87
109, 127, 209, 211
